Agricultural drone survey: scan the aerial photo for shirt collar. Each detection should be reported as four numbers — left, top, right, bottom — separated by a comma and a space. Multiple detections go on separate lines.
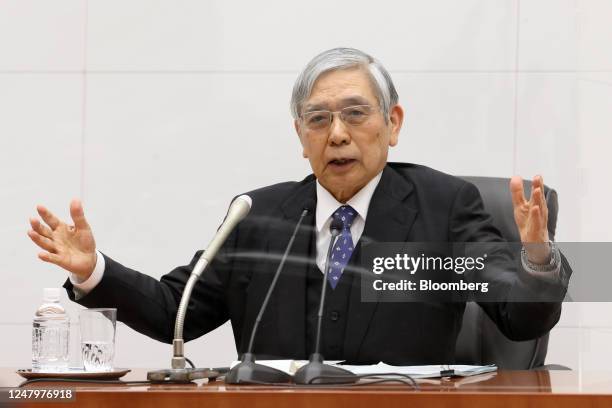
315, 170, 383, 232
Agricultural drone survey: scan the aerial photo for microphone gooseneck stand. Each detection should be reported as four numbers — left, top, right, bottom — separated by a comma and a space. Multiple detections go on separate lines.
294, 218, 358, 385
147, 195, 252, 383
225, 202, 314, 384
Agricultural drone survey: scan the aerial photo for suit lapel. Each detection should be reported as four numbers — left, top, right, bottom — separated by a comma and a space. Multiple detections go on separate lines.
270, 177, 317, 358
343, 165, 419, 361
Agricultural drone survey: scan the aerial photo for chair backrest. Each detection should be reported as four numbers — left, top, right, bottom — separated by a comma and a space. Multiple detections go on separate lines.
454, 176, 558, 369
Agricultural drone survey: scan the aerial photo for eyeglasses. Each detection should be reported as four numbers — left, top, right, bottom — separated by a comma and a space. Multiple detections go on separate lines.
300, 105, 378, 131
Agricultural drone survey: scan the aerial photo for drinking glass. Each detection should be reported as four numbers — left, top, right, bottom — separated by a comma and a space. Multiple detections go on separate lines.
79, 308, 116, 372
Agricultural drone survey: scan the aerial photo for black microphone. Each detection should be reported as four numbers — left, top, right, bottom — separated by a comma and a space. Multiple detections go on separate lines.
225, 199, 315, 384
294, 218, 358, 384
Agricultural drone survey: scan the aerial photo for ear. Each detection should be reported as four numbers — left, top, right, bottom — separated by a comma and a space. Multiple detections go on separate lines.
388, 104, 404, 147
294, 119, 309, 158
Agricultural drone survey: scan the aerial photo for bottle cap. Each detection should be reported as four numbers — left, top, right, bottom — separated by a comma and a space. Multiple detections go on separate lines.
43, 288, 61, 302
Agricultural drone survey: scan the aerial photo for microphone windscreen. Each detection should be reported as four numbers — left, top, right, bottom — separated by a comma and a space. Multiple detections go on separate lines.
303, 199, 316, 213
235, 194, 252, 210
226, 195, 252, 222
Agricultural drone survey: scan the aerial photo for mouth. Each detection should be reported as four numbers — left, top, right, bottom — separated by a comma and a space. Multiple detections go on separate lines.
328, 158, 357, 171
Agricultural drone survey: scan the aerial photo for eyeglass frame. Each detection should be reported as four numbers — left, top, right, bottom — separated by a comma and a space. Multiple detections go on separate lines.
298, 104, 382, 131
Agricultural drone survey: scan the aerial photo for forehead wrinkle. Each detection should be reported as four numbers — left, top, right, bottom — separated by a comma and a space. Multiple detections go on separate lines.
303, 95, 372, 112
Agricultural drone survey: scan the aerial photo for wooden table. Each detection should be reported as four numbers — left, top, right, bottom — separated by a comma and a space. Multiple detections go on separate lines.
3, 368, 612, 407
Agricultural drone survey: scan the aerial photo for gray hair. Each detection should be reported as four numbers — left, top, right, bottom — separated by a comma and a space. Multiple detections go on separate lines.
290, 48, 398, 121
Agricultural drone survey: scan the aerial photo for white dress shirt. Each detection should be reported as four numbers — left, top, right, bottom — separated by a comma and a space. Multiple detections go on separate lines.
315, 172, 383, 273
70, 250, 105, 299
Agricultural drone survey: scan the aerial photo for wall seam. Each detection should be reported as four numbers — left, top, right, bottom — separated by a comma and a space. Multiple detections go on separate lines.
512, 0, 521, 176
79, 0, 89, 202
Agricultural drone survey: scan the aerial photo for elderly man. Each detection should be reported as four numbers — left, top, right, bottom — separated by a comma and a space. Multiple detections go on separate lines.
28, 48, 570, 365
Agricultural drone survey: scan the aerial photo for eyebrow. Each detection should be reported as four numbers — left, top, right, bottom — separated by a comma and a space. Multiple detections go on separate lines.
303, 96, 371, 112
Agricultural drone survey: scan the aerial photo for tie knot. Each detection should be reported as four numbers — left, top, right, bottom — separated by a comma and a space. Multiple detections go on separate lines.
332, 205, 357, 230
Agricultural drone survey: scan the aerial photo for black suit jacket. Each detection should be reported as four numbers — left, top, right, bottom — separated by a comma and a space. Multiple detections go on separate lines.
65, 163, 570, 365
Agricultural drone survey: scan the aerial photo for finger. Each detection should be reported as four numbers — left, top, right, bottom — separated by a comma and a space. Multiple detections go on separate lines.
70, 199, 90, 230
528, 175, 540, 200
531, 186, 548, 218
536, 177, 548, 215
532, 174, 544, 191
30, 217, 53, 239
529, 205, 545, 239
38, 251, 62, 266
36, 205, 61, 231
28, 230, 57, 253
527, 206, 548, 242
510, 176, 526, 208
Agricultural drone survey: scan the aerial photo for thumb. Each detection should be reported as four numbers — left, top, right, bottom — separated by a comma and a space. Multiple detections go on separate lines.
70, 199, 90, 230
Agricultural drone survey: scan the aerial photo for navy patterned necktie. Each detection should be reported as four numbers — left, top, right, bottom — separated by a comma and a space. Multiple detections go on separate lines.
327, 205, 358, 289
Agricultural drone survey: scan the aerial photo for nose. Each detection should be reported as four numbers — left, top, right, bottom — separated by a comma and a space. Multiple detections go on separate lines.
328, 111, 351, 146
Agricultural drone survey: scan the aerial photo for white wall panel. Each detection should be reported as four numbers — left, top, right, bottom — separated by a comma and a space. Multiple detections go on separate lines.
515, 73, 612, 242
554, 303, 612, 332
514, 73, 581, 242
573, 303, 612, 329
519, 0, 612, 71
546, 327, 581, 370
0, 324, 33, 367
578, 328, 612, 370
518, 0, 579, 71
82, 73, 310, 276
86, 0, 517, 71
0, 75, 83, 328
538, 326, 612, 372
576, 1, 612, 70
0, 1, 85, 71
576, 73, 612, 241
390, 73, 515, 177
555, 302, 582, 328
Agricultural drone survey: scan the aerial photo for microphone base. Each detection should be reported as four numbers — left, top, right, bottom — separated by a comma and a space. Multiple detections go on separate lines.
147, 367, 227, 383
225, 353, 293, 384
294, 353, 358, 385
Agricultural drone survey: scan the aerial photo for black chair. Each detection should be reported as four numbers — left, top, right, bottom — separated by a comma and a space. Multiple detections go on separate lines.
455, 176, 567, 370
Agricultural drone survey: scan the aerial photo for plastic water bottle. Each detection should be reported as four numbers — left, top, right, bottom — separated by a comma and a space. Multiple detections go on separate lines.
32, 288, 70, 372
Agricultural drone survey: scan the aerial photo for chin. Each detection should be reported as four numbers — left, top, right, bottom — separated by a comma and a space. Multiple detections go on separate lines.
333, 176, 364, 196
328, 172, 356, 185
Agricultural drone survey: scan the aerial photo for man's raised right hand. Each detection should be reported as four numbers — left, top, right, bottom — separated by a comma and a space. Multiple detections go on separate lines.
28, 199, 97, 280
